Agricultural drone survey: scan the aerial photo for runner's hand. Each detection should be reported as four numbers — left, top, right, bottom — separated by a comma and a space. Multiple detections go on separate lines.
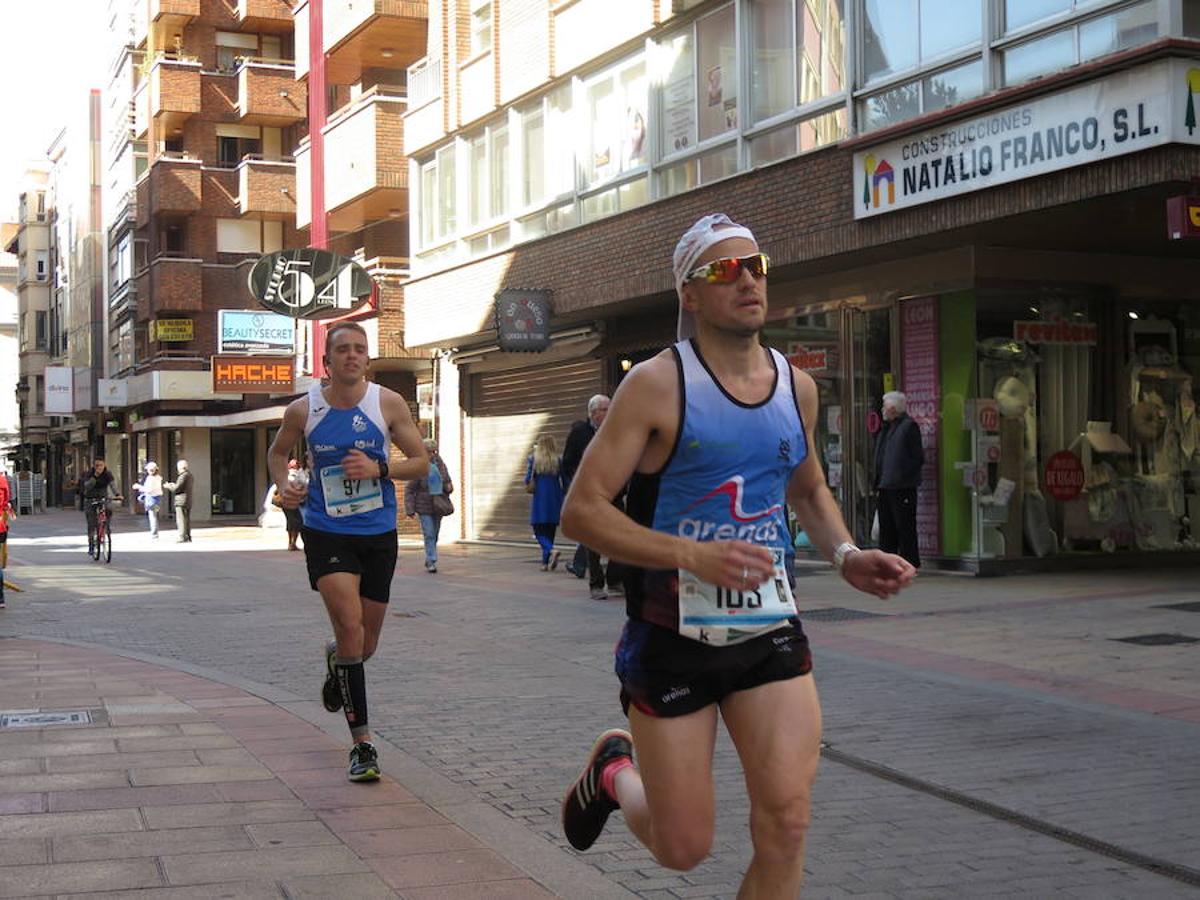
340, 448, 377, 480
686, 540, 776, 592
279, 482, 307, 509
841, 549, 914, 599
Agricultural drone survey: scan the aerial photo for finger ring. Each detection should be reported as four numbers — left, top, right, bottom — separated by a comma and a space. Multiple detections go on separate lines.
741, 566, 748, 583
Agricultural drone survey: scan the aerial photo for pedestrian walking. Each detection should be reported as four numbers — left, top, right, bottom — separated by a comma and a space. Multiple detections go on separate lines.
268, 321, 427, 783
282, 459, 307, 550
164, 459, 193, 543
524, 434, 565, 571
562, 394, 614, 597
404, 439, 454, 573
132, 462, 164, 539
558, 213, 915, 895
874, 391, 925, 567
0, 467, 15, 609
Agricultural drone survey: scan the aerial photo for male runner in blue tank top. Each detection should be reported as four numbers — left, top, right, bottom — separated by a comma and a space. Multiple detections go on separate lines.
559, 214, 916, 896
269, 321, 428, 782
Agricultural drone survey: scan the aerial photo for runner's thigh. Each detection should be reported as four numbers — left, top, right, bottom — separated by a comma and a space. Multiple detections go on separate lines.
630, 703, 719, 836
721, 674, 821, 810
318, 571, 366, 627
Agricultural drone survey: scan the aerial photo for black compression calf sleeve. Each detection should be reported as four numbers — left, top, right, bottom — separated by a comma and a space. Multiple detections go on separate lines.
335, 657, 369, 741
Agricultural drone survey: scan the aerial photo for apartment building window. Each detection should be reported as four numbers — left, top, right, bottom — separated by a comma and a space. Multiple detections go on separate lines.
19, 313, 27, 351
219, 134, 261, 167
32, 376, 43, 414
115, 319, 134, 373
35, 311, 47, 350
419, 142, 458, 248
35, 192, 46, 221
216, 31, 259, 72
470, 0, 493, 56
110, 234, 132, 289
35, 252, 48, 282
1001, 1, 1158, 86
216, 219, 283, 254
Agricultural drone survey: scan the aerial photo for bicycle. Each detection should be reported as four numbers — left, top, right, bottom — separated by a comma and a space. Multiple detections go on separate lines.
87, 497, 121, 564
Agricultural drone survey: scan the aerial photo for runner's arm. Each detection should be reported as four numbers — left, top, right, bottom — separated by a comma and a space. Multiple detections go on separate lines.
785, 368, 914, 598
379, 388, 428, 481
561, 359, 775, 590
268, 399, 308, 507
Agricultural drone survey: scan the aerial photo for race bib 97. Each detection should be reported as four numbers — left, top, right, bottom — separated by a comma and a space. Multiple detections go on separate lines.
678, 548, 796, 646
319, 464, 383, 518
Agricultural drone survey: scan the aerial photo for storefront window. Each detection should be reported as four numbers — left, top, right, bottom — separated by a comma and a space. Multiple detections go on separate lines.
211, 429, 256, 515
863, 0, 980, 83
658, 30, 697, 156
1003, 2, 1158, 87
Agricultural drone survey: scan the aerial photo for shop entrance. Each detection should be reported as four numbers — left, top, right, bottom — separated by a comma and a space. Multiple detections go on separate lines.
211, 429, 255, 515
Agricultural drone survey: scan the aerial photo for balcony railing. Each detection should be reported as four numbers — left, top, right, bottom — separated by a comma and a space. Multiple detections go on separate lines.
408, 56, 441, 108
236, 58, 306, 125
238, 155, 297, 218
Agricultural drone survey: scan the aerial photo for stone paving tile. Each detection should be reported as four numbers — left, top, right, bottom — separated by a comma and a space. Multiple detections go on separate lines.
127, 764, 274, 787
317, 803, 450, 833
0, 771, 129, 793
0, 758, 41, 776
279, 872, 399, 899
68, 882, 285, 899
368, 848, 529, 890
244, 820, 341, 849
0, 837, 48, 866
288, 782, 418, 809
0, 808, 144, 838
212, 779, 296, 803
52, 824, 256, 862
0, 740, 116, 759
160, 844, 369, 885
47, 783, 225, 812
141, 799, 315, 829
0, 858, 162, 898
400, 880, 559, 899
44, 750, 201, 773
342, 824, 484, 857
114, 735, 239, 752
248, 749, 347, 771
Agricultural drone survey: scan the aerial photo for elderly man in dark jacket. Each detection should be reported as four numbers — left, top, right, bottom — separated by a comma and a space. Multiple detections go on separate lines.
874, 391, 925, 567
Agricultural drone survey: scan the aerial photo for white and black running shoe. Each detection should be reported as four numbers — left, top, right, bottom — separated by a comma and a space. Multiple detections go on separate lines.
561, 728, 632, 851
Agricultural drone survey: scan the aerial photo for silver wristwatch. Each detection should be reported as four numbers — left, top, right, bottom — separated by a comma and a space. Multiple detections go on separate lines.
833, 541, 861, 572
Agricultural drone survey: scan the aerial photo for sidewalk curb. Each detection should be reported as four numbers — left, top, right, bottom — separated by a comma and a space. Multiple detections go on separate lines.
17, 633, 637, 900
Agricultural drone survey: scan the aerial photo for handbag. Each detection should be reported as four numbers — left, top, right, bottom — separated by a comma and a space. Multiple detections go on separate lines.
430, 493, 455, 517
524, 479, 536, 495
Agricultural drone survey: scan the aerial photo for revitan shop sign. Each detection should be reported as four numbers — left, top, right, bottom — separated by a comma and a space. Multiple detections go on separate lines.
854, 58, 1200, 220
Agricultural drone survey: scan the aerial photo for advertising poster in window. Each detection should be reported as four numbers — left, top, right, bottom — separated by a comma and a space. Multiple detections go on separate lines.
662, 34, 696, 154
901, 296, 941, 557
44, 366, 73, 415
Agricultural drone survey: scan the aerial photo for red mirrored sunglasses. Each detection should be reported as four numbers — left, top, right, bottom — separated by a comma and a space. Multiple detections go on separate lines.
684, 252, 770, 285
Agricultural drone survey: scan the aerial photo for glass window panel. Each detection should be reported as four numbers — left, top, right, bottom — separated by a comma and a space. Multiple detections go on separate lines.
750, 124, 797, 167
583, 59, 647, 188
922, 59, 983, 114
582, 189, 618, 223
801, 0, 846, 100
436, 145, 456, 237
698, 5, 738, 140
585, 77, 616, 186
621, 63, 648, 170
519, 211, 547, 240
658, 31, 697, 155
862, 80, 920, 131
698, 143, 739, 182
618, 177, 648, 211
920, 0, 981, 59
420, 162, 436, 245
1079, 2, 1158, 61
468, 135, 486, 227
522, 108, 545, 206
863, 0, 917, 82
490, 126, 509, 218
660, 158, 699, 197
1005, 0, 1071, 32
1002, 28, 1074, 86
547, 201, 577, 233
751, 0, 795, 124
547, 85, 575, 197
799, 106, 847, 152
1186, 0, 1200, 37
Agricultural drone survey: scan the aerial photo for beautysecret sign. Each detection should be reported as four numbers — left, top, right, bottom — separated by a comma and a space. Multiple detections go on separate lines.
855, 58, 1200, 219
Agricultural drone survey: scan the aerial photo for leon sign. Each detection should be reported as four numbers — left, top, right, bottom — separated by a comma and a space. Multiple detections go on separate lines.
212, 356, 295, 394
248, 249, 373, 319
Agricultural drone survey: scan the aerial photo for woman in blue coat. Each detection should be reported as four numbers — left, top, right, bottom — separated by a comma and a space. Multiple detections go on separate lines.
524, 434, 565, 570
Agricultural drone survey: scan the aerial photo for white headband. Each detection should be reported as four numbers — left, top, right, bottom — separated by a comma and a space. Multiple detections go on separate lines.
672, 213, 758, 340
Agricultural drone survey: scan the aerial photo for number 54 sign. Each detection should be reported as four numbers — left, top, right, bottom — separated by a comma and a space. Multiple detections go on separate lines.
248, 249, 375, 320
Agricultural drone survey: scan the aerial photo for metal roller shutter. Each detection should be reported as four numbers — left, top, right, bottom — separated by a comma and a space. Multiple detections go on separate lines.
467, 358, 603, 541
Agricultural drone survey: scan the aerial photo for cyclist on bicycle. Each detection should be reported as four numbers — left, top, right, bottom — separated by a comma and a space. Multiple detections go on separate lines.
82, 459, 122, 555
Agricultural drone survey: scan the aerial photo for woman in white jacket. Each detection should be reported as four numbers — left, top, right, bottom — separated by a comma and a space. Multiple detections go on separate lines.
133, 461, 164, 539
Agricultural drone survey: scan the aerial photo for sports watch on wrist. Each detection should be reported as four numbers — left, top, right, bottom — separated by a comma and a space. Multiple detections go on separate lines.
377, 459, 389, 480
833, 541, 861, 572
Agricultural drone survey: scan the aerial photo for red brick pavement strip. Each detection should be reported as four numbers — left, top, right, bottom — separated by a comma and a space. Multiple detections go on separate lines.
0, 638, 562, 898
808, 626, 1200, 721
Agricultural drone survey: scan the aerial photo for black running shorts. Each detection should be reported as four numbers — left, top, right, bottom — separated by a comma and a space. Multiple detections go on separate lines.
614, 617, 813, 718
301, 527, 398, 603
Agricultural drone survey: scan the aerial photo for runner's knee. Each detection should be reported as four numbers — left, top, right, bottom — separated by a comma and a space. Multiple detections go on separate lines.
749, 793, 811, 859
653, 829, 712, 871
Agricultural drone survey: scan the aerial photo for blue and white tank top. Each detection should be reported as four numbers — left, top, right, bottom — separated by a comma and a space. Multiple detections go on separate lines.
302, 382, 397, 535
624, 339, 808, 634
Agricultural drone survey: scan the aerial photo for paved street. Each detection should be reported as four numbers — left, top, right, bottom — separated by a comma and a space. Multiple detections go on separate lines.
1, 508, 1198, 898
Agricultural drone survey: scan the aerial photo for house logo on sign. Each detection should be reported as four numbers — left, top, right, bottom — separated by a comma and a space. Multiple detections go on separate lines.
862, 154, 896, 210
1186, 68, 1200, 135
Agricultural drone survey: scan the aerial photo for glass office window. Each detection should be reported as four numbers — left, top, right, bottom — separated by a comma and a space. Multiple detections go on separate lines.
490, 126, 509, 219
863, 82, 920, 131
521, 107, 544, 206
920, 0, 981, 58
1005, 0, 1072, 32
801, 0, 846, 101
922, 59, 983, 114
436, 144, 456, 238
799, 106, 847, 151
583, 58, 647, 188
468, 135, 487, 228
752, 0, 795, 122
1078, 2, 1157, 59
659, 30, 697, 155
864, 0, 981, 82
1002, 27, 1075, 84
698, 5, 738, 139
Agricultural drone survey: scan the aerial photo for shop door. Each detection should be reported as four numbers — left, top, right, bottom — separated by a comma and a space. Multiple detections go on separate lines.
467, 358, 603, 541
843, 307, 893, 547
211, 429, 256, 515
